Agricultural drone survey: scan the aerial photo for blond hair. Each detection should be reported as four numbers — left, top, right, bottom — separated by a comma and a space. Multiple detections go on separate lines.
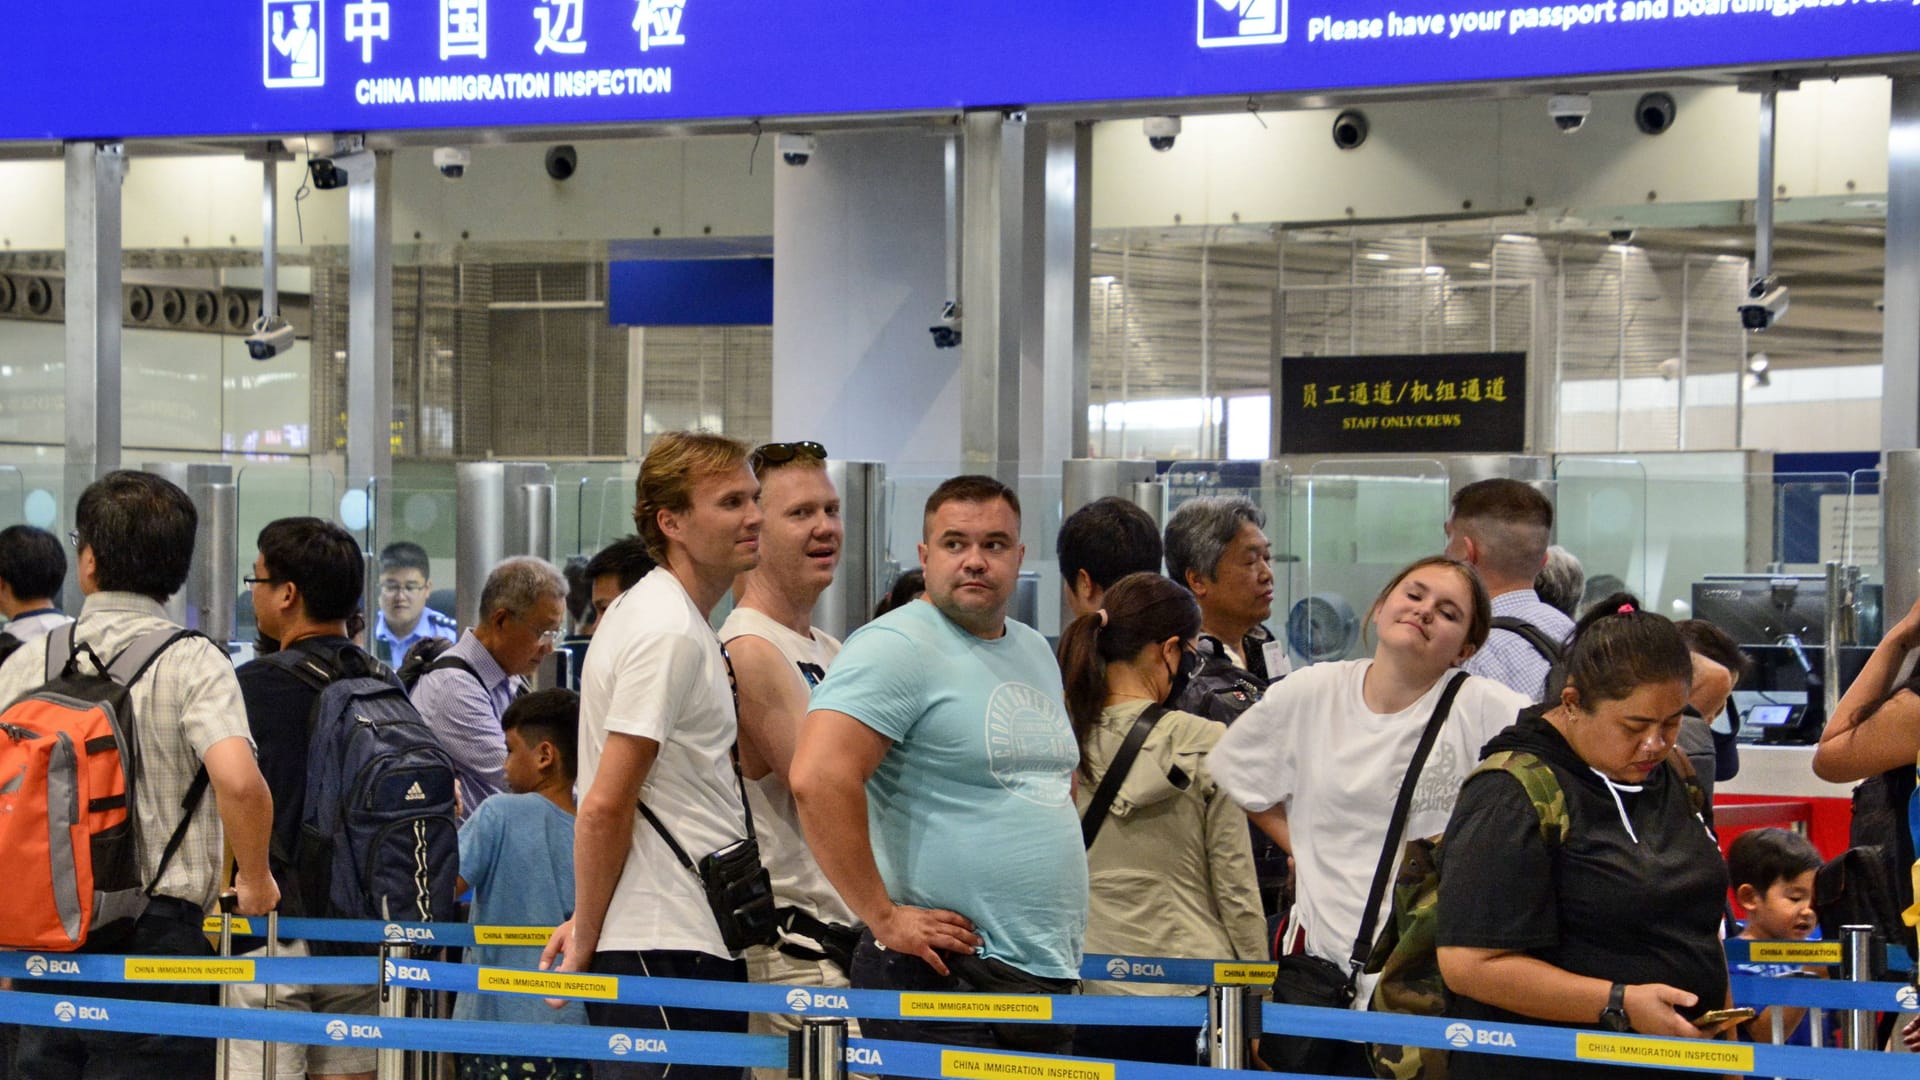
634, 431, 750, 563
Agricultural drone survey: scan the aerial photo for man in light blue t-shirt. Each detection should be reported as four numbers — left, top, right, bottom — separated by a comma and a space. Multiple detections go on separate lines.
794, 474, 1087, 1065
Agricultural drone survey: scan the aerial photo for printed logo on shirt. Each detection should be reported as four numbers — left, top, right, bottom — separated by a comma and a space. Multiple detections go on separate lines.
1410, 741, 1465, 820
983, 682, 1074, 806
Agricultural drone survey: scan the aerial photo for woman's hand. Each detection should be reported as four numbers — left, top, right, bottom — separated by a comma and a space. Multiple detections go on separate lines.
1622, 983, 1700, 1037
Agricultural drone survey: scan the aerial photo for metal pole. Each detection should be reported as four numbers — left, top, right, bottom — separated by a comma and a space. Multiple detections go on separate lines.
377, 935, 406, 1079
1755, 90, 1778, 285
261, 911, 278, 1079
261, 158, 279, 321
798, 1017, 848, 1080
1845, 924, 1876, 1050
1824, 561, 1846, 726
1207, 983, 1248, 1070
345, 142, 394, 561
215, 908, 234, 1080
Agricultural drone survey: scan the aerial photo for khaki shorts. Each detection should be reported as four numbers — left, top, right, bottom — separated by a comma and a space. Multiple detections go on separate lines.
747, 943, 862, 1080
225, 940, 380, 1079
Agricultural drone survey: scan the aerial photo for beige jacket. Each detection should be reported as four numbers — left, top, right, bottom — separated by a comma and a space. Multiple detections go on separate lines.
1077, 700, 1269, 996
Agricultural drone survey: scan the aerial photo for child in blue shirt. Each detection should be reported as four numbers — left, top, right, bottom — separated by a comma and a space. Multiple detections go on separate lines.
455, 688, 588, 1080
1727, 828, 1825, 1046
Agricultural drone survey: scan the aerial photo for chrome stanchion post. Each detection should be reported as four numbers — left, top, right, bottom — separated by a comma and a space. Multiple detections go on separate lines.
1845, 924, 1877, 1050
1207, 983, 1248, 1070
216, 897, 235, 1080
377, 928, 407, 1080
799, 1017, 848, 1080
261, 911, 278, 1080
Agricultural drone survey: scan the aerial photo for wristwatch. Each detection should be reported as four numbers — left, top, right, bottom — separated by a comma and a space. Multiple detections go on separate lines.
1598, 982, 1632, 1032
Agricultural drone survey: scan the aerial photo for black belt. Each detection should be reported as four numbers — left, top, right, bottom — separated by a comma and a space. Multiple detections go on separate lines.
775, 907, 860, 969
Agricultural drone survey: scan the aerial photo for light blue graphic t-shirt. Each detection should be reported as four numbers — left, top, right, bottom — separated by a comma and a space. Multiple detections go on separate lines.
810, 599, 1088, 980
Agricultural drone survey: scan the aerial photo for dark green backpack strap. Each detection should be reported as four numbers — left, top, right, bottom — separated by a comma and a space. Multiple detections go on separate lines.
1474, 750, 1569, 848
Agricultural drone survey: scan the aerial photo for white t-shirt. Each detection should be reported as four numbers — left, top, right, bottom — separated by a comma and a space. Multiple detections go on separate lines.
1210, 659, 1528, 1005
578, 567, 749, 958
718, 606, 858, 946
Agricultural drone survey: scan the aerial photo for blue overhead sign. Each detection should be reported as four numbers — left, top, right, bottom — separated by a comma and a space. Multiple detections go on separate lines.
3, 1, 1917, 140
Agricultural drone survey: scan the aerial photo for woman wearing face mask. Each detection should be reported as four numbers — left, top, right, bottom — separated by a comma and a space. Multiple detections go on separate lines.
1436, 595, 1737, 1080
1055, 572, 1268, 1065
1211, 556, 1527, 1077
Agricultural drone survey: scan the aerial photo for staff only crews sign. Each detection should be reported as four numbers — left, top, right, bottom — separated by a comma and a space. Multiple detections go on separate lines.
1278, 352, 1527, 454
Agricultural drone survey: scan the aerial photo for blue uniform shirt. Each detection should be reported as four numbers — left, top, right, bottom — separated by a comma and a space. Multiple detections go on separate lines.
372, 607, 458, 666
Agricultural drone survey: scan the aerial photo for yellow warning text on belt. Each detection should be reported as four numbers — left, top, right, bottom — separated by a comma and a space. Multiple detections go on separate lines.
941, 1050, 1113, 1080
473, 926, 557, 946
476, 967, 618, 1000
1748, 941, 1842, 964
200, 917, 253, 935
902, 994, 1053, 1021
124, 958, 256, 982
1213, 962, 1278, 985
1576, 1034, 1754, 1073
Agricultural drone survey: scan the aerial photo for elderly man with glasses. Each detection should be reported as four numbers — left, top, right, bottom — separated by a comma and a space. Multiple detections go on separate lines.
412, 555, 569, 822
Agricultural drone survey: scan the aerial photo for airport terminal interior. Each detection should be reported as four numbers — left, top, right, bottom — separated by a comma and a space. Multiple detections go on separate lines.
1, 3, 1918, 1077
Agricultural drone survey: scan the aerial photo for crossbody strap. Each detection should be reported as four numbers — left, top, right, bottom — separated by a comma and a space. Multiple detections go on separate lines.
1347, 669, 1470, 975
636, 641, 759, 869
1081, 704, 1168, 849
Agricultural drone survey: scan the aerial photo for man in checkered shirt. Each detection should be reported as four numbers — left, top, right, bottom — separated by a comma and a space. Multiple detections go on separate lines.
0, 471, 277, 1079
1443, 478, 1574, 702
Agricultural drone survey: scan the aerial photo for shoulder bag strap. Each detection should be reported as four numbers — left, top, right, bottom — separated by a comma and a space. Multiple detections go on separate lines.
1490, 616, 1564, 664
1081, 704, 1168, 849
1347, 669, 1471, 976
638, 639, 763, 871
45, 622, 75, 683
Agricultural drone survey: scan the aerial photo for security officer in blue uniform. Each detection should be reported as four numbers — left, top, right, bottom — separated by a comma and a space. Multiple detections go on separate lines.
371, 540, 459, 665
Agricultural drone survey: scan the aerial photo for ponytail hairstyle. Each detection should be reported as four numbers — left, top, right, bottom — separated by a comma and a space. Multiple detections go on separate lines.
1561, 591, 1693, 708
1055, 572, 1202, 775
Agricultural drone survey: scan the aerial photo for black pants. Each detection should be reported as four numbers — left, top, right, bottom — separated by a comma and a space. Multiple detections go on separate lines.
1071, 1021, 1201, 1066
851, 933, 1075, 1079
585, 949, 748, 1080
14, 899, 218, 1080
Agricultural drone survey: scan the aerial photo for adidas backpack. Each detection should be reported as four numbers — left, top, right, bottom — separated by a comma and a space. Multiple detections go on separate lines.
1365, 749, 1706, 1080
260, 644, 460, 926
0, 624, 208, 951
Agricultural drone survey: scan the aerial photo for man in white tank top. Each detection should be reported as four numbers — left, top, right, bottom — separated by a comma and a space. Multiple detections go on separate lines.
718, 441, 862, 1077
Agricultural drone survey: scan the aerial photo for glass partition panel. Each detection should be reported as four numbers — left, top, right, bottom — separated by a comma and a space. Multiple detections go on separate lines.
1165, 462, 1295, 660
1848, 468, 1884, 639
1554, 458, 1648, 611
376, 460, 461, 659
0, 466, 26, 528
235, 463, 340, 643
1296, 459, 1450, 667
554, 462, 640, 559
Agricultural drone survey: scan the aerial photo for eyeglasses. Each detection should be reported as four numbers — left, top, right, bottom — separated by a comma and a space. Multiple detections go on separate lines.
67, 530, 82, 550
243, 575, 286, 588
749, 441, 827, 473
380, 582, 428, 596
512, 610, 565, 646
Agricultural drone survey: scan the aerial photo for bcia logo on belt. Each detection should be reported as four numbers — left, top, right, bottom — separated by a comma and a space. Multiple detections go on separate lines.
326, 1019, 384, 1040
26, 955, 81, 977
786, 988, 850, 1012
54, 1001, 108, 1023
1446, 1023, 1515, 1048
608, 1033, 669, 1055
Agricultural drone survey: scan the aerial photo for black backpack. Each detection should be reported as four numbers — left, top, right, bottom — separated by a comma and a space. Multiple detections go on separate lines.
259, 645, 459, 928
1493, 616, 1567, 703
395, 637, 482, 693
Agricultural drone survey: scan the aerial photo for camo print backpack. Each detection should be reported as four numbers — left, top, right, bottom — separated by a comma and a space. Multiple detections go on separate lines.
1363, 749, 1704, 1080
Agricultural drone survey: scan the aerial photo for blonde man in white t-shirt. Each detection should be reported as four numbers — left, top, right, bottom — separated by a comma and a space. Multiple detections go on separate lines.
720, 441, 865, 1080
544, 431, 764, 1080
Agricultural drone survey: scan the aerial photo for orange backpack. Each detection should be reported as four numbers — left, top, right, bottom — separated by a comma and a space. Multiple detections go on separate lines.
0, 624, 205, 951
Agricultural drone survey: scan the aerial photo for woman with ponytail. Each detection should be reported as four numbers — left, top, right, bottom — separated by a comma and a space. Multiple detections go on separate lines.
1056, 572, 1267, 1065
1436, 594, 1740, 1080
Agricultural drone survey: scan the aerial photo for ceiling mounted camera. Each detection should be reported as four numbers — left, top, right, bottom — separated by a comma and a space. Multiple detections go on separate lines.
245, 314, 296, 361
433, 146, 471, 179
1739, 275, 1789, 332
1143, 116, 1182, 152
1635, 92, 1677, 135
1548, 93, 1592, 134
307, 156, 349, 189
545, 144, 577, 181
778, 133, 817, 167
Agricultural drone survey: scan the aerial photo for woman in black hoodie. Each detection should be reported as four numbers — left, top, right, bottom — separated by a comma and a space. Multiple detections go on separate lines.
1434, 594, 1740, 1079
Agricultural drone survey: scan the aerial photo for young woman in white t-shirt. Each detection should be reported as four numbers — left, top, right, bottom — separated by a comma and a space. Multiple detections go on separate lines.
1210, 556, 1529, 1076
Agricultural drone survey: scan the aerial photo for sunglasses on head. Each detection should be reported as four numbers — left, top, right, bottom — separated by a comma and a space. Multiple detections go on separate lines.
750, 441, 827, 472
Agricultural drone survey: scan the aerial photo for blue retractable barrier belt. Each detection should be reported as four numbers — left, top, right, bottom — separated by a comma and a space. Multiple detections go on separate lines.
845, 1038, 1277, 1080
1729, 974, 1920, 1012
0, 990, 785, 1067
1722, 938, 1914, 973
0, 953, 371, 985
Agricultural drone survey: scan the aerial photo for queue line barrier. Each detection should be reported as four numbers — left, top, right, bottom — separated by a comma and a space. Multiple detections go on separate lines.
187, 915, 1920, 983
1, 979, 1915, 1080
3, 951, 1912, 1018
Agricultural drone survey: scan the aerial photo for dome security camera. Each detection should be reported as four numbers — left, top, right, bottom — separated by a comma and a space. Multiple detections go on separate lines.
777, 133, 817, 167
545, 145, 577, 181
433, 147, 471, 179
1635, 92, 1677, 136
1548, 94, 1592, 134
1143, 116, 1182, 152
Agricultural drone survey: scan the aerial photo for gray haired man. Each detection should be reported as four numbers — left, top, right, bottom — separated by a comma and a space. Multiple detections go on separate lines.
1164, 495, 1281, 725
411, 555, 569, 821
